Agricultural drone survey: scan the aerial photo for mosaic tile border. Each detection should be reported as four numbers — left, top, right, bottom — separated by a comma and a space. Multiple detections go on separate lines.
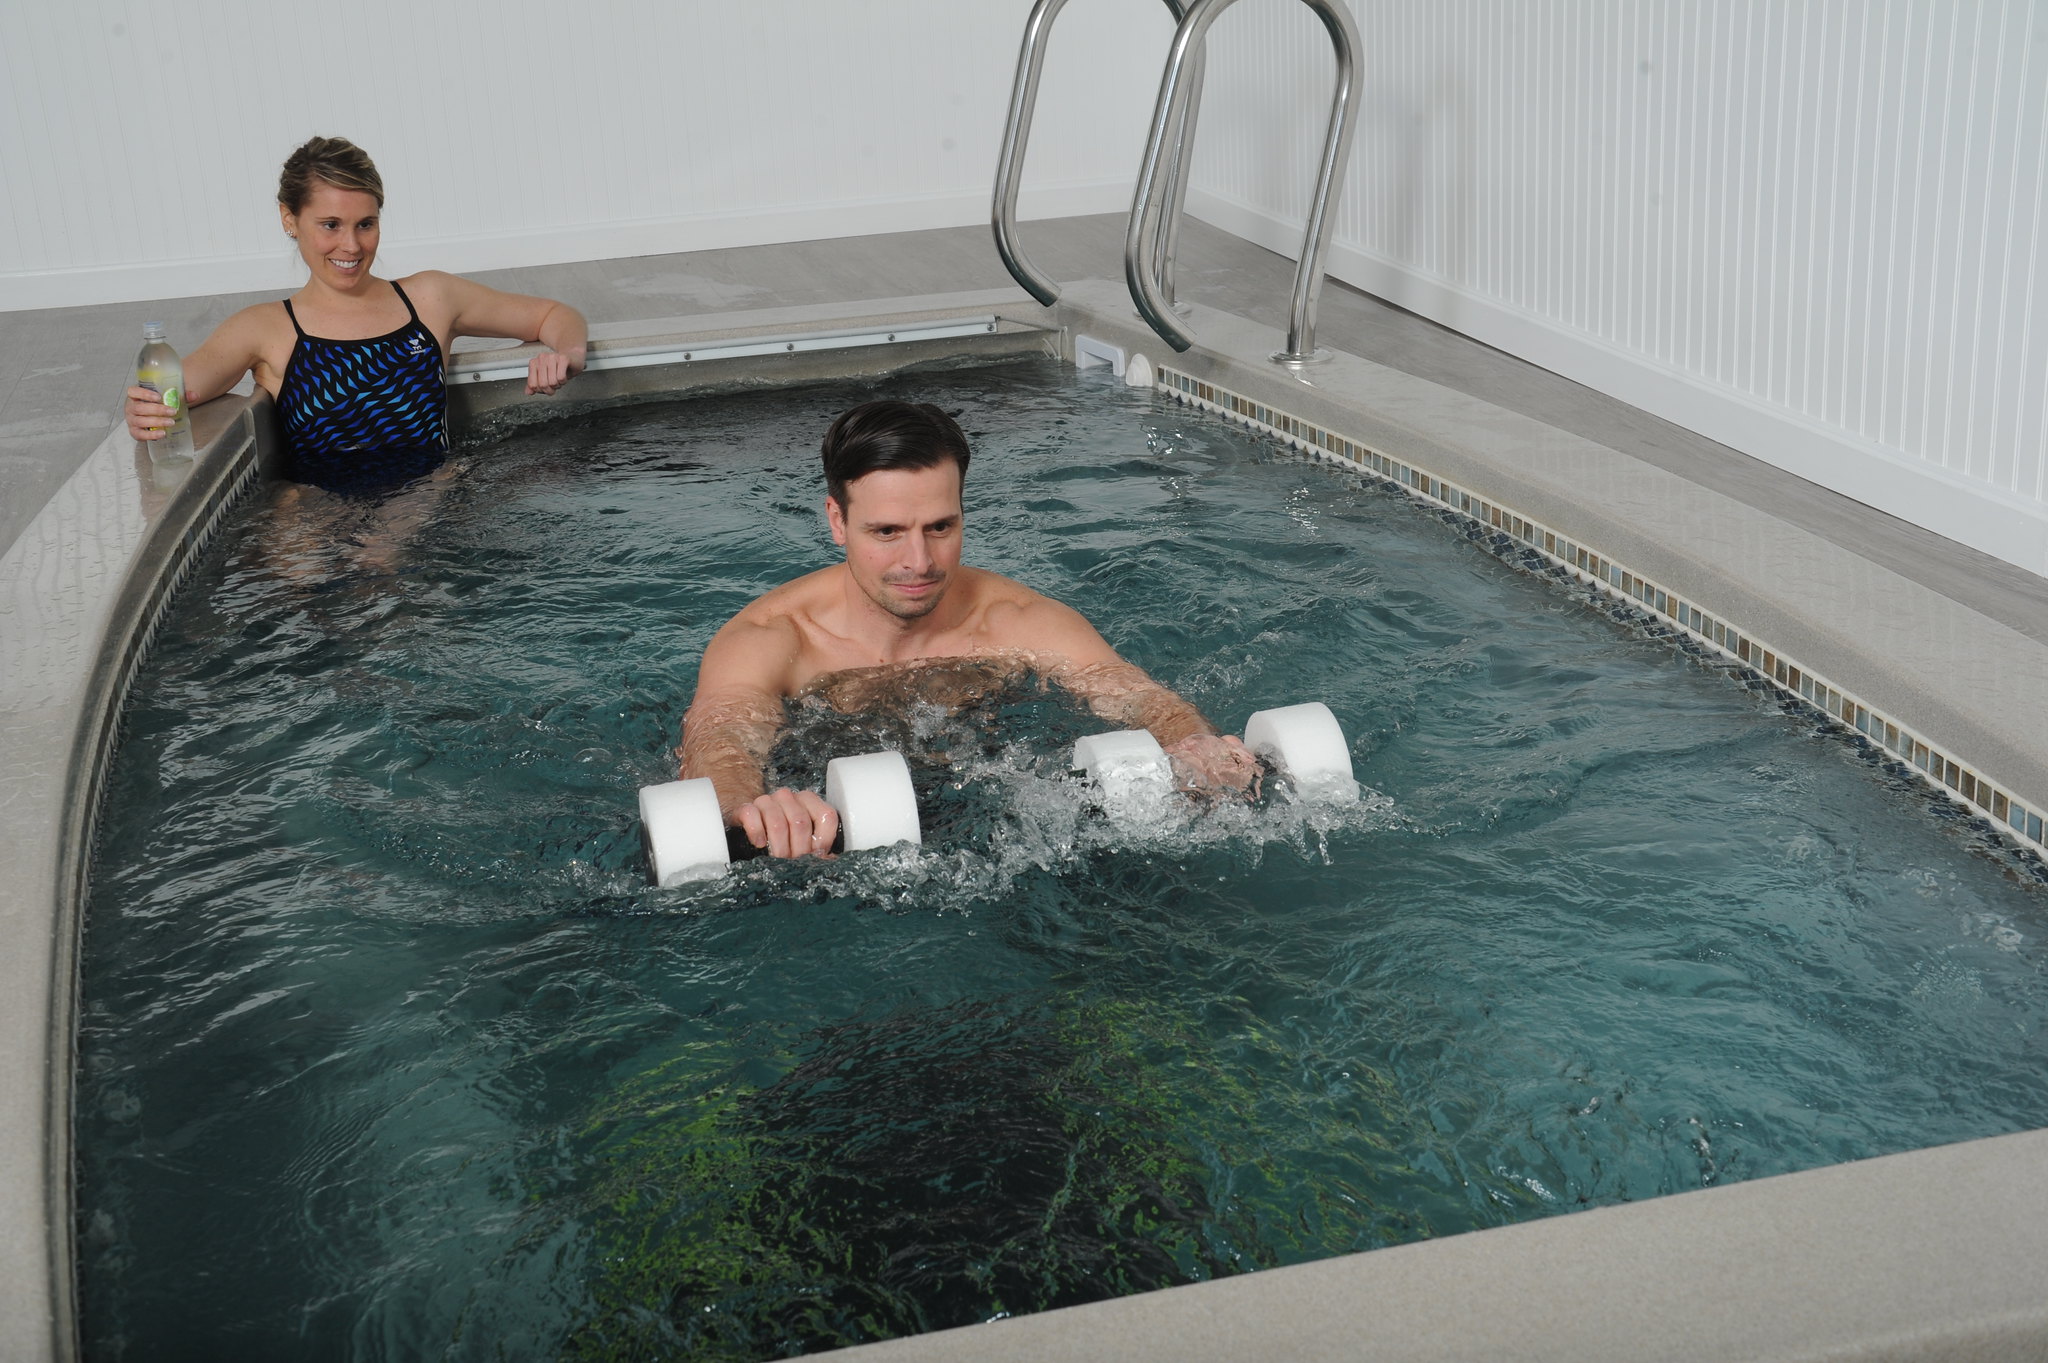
1157, 366, 2048, 865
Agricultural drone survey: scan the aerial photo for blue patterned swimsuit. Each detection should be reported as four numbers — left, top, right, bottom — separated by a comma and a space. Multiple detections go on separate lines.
276, 281, 449, 494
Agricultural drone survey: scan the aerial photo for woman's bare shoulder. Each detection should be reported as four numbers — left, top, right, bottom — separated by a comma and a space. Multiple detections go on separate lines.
388, 269, 464, 319
214, 299, 294, 345
391, 268, 462, 296
184, 300, 294, 397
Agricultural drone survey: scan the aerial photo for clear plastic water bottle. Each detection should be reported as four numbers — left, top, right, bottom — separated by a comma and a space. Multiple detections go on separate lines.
135, 321, 195, 461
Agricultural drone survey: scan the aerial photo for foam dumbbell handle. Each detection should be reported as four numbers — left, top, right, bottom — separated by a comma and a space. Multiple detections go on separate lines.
640, 777, 731, 886
721, 819, 846, 863
824, 750, 922, 852
1243, 701, 1358, 802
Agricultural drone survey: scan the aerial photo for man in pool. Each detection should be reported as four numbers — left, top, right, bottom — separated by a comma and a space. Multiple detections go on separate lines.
679, 399, 1259, 859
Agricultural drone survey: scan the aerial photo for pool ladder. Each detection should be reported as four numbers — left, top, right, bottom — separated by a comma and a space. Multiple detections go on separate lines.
992, 0, 1362, 366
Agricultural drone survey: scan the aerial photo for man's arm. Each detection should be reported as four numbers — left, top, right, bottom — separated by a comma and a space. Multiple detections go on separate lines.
1016, 596, 1259, 794
679, 614, 841, 858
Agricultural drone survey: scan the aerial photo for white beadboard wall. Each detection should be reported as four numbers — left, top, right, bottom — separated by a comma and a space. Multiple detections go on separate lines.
0, 0, 1167, 310
1184, 0, 2048, 577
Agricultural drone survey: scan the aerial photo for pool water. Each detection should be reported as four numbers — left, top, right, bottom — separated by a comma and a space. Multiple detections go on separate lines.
77, 360, 2048, 1360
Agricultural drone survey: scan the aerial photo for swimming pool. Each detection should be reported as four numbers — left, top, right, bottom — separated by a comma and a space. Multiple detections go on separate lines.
73, 358, 2048, 1358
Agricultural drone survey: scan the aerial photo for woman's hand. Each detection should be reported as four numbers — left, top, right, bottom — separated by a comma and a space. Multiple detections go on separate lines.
125, 385, 178, 441
525, 345, 585, 396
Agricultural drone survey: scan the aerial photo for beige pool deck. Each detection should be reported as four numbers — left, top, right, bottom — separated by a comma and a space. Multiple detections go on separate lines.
3, 216, 2045, 1360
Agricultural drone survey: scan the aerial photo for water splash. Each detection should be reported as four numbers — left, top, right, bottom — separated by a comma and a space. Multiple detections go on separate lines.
757, 715, 1398, 916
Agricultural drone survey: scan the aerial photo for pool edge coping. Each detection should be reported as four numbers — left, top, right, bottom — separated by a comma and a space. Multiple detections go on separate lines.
830, 1123, 2048, 1363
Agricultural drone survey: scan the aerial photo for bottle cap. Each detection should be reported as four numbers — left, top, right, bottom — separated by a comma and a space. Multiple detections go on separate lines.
142, 321, 166, 340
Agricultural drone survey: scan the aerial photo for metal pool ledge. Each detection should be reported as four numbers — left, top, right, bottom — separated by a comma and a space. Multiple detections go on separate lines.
456, 317, 1013, 384
445, 289, 1059, 421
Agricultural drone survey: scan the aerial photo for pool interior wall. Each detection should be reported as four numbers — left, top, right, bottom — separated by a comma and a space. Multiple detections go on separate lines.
5, 217, 2047, 1361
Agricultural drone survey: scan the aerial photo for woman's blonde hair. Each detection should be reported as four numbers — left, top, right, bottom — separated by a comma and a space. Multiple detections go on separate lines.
277, 136, 384, 213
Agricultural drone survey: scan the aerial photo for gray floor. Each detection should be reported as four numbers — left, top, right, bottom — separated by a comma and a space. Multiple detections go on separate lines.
4, 214, 2040, 639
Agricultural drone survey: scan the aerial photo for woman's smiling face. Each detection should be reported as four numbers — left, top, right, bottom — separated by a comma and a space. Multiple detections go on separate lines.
281, 182, 382, 292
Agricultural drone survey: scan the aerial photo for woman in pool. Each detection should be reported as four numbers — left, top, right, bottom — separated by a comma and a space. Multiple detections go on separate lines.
124, 135, 587, 495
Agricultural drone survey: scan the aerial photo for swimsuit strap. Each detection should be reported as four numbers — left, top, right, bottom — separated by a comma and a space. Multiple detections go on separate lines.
282, 282, 424, 339
390, 280, 425, 328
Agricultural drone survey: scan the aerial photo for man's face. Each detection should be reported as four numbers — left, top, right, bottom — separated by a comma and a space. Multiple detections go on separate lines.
827, 462, 964, 621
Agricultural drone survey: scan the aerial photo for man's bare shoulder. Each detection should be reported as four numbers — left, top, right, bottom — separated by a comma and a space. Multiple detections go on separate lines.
697, 567, 844, 698
966, 570, 1120, 664
966, 568, 1062, 616
730, 565, 840, 629
954, 565, 1039, 607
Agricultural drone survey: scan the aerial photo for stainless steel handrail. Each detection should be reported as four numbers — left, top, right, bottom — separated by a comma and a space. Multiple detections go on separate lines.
1127, 0, 1362, 361
993, 0, 1205, 309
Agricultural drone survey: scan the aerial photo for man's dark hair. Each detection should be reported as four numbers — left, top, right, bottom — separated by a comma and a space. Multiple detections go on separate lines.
821, 401, 971, 509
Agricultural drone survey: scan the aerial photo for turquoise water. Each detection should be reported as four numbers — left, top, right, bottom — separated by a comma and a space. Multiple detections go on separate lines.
78, 360, 2048, 1360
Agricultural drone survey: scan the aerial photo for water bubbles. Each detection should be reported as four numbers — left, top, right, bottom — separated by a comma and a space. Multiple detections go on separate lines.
1083, 753, 1184, 833
1909, 957, 1988, 1006
1959, 911, 2025, 953
1686, 1116, 1720, 1185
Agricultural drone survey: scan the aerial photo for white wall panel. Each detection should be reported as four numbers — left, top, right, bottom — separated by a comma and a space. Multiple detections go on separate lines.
0, 0, 1171, 309
1185, 0, 2048, 573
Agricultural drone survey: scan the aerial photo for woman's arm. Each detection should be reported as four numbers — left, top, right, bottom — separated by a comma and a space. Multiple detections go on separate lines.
415, 270, 588, 396
124, 305, 274, 442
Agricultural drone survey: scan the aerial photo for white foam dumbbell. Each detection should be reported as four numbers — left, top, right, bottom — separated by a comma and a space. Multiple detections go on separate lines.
823, 750, 923, 853
639, 777, 731, 886
1243, 701, 1357, 802
640, 749, 922, 887
1071, 728, 1178, 822
1071, 701, 1358, 817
